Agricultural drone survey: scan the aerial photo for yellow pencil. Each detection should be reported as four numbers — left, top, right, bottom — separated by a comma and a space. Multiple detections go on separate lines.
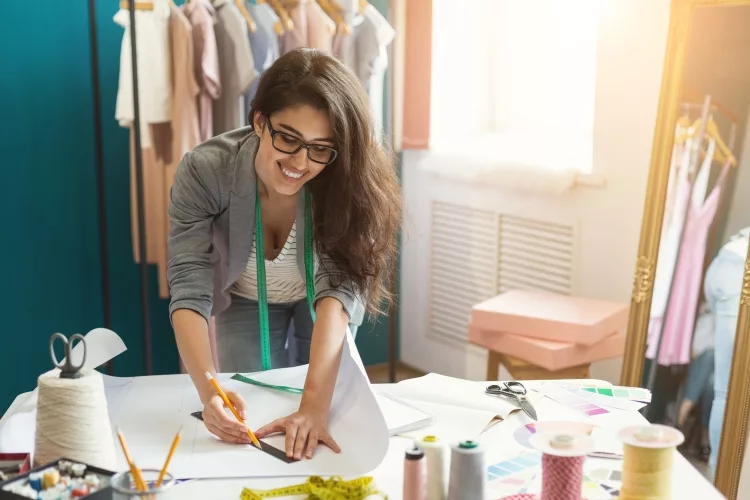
155, 427, 182, 487
116, 428, 148, 492
205, 372, 261, 449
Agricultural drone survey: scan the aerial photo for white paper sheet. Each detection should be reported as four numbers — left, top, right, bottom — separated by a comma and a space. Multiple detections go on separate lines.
379, 398, 497, 444
377, 373, 532, 419
106, 329, 388, 479
0, 328, 126, 453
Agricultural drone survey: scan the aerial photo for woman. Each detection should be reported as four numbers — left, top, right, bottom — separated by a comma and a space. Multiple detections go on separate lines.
705, 227, 748, 477
167, 48, 401, 460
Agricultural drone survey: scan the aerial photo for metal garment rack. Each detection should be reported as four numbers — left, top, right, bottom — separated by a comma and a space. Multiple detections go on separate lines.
86, 0, 113, 375
644, 95, 736, 404
86, 0, 153, 376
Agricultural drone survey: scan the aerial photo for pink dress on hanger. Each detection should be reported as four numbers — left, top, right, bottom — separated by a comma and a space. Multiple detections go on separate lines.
654, 155, 731, 366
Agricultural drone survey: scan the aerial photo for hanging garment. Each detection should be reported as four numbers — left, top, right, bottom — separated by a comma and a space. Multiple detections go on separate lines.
213, 0, 258, 135
646, 130, 700, 359
114, 0, 172, 150
115, 0, 172, 265
244, 1, 281, 116
158, 2, 202, 299
184, 0, 222, 141
652, 142, 732, 366
354, 3, 395, 141
279, 0, 336, 53
332, 0, 361, 68
650, 125, 694, 320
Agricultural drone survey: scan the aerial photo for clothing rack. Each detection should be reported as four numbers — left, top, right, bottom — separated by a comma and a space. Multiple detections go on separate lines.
644, 95, 736, 402
87, 0, 114, 375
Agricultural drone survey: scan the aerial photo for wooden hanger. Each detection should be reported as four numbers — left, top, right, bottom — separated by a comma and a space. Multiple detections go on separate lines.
269, 0, 295, 31
705, 118, 737, 166
316, 0, 350, 35
120, 0, 154, 10
234, 0, 258, 32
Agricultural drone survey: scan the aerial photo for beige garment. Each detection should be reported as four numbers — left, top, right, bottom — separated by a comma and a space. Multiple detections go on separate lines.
184, 0, 221, 142
279, 0, 335, 53
129, 124, 169, 268
161, 4, 202, 299
213, 0, 258, 135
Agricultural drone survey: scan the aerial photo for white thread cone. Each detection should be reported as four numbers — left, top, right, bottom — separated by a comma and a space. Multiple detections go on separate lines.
34, 369, 116, 470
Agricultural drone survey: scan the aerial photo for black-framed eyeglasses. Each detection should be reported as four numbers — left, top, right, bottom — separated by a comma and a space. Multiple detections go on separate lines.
264, 115, 338, 165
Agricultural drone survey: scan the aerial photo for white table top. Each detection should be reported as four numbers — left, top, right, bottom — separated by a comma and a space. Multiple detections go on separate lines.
153, 380, 725, 500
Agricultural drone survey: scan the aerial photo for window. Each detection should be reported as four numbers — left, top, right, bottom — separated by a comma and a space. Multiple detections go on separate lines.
430, 0, 601, 175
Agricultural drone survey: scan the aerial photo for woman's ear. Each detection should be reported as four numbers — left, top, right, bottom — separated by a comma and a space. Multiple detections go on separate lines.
252, 111, 265, 136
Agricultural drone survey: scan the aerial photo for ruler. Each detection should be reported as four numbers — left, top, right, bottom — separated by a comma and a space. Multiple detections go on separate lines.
189, 411, 296, 463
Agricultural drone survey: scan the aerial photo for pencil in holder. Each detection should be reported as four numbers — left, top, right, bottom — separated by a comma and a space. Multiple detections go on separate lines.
110, 469, 176, 500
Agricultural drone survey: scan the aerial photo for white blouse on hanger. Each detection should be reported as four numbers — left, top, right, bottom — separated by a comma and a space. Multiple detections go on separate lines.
114, 0, 172, 149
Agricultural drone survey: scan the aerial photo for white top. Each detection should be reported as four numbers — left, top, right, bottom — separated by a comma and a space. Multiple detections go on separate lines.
231, 222, 308, 303
113, 0, 172, 149
723, 226, 750, 259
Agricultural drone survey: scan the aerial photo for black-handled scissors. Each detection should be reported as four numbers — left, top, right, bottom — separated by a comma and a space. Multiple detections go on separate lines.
49, 333, 86, 379
486, 382, 538, 421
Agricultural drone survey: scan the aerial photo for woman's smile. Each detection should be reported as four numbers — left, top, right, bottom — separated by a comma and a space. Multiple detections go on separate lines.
278, 161, 306, 182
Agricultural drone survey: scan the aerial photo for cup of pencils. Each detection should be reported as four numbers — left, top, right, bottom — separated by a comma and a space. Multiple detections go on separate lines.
112, 427, 181, 499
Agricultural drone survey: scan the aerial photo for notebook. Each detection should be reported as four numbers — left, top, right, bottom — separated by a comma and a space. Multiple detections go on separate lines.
375, 393, 434, 436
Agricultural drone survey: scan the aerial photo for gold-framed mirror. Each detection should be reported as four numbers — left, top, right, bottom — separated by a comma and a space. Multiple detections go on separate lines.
621, 1, 750, 498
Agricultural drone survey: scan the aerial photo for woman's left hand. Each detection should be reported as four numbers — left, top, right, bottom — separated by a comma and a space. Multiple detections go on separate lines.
255, 408, 341, 460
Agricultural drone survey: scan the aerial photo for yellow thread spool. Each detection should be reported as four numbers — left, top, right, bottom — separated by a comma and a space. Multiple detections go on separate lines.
618, 424, 684, 500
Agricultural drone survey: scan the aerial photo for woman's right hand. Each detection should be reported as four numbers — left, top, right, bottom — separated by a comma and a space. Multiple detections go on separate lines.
202, 391, 254, 444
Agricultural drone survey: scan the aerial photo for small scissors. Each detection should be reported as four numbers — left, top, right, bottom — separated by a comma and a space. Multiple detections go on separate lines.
486, 381, 538, 421
49, 333, 87, 379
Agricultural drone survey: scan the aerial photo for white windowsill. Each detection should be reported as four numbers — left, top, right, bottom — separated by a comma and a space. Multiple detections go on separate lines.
417, 133, 606, 195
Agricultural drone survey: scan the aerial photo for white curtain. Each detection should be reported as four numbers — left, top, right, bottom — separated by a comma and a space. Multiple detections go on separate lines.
430, 0, 600, 174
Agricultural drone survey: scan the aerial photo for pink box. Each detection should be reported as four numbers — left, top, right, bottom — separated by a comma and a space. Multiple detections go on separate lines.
470, 290, 629, 346
469, 326, 625, 371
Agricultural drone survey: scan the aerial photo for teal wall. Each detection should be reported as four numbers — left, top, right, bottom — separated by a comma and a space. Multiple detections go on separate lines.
0, 0, 397, 413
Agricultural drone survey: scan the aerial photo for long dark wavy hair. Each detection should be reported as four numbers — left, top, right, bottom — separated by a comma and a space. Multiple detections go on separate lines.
249, 48, 402, 316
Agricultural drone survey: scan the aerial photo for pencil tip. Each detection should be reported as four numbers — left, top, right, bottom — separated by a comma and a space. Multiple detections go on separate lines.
204, 372, 212, 380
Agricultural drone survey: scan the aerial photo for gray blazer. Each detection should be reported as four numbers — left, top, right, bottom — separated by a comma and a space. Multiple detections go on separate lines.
167, 126, 366, 328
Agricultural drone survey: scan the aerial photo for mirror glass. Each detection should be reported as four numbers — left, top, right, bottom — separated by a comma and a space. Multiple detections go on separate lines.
641, 4, 750, 481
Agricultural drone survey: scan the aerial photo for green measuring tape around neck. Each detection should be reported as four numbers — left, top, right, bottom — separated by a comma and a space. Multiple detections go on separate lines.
255, 184, 317, 371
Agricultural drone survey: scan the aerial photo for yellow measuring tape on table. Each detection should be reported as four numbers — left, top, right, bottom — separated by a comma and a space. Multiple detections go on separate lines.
240, 476, 387, 500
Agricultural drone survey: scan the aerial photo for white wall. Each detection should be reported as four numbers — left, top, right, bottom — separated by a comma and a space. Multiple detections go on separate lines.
399, 0, 672, 383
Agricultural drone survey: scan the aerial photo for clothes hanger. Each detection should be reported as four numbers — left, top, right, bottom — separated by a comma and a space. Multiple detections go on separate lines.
234, 0, 258, 32
252, 0, 285, 33
316, 0, 350, 34
120, 0, 154, 10
358, 0, 368, 14
704, 118, 737, 166
269, 0, 295, 31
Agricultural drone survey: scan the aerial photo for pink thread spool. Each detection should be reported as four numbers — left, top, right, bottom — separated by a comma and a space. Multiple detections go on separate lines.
498, 432, 593, 500
403, 445, 427, 500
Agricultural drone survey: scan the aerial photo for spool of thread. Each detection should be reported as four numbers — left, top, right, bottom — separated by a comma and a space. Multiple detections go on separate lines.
420, 435, 448, 500
403, 445, 427, 500
447, 440, 486, 500
530, 432, 593, 500
618, 424, 684, 500
34, 369, 117, 471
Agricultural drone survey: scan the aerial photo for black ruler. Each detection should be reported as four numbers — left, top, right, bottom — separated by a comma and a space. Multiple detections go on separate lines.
190, 411, 297, 464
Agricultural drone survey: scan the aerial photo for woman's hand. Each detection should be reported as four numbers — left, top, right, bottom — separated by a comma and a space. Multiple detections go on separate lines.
202, 392, 254, 445
255, 408, 341, 460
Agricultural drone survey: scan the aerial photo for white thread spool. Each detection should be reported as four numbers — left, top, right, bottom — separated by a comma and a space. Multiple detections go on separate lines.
447, 440, 486, 500
420, 435, 448, 500
34, 369, 117, 471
